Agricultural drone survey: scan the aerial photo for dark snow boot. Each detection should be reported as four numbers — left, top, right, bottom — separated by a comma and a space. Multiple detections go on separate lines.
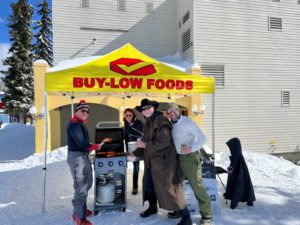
177, 207, 192, 225
140, 198, 158, 218
247, 201, 254, 206
140, 206, 158, 218
167, 211, 181, 219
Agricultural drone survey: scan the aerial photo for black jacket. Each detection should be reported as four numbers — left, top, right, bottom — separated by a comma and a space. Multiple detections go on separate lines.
67, 118, 91, 152
223, 137, 256, 209
124, 119, 144, 147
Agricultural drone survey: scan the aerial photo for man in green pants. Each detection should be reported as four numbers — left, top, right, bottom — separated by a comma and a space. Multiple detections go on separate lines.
167, 103, 213, 225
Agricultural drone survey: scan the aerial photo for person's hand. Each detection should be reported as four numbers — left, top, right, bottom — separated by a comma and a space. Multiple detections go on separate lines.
136, 140, 146, 148
127, 151, 135, 156
97, 138, 112, 150
181, 146, 192, 154
89, 150, 96, 155
101, 138, 112, 144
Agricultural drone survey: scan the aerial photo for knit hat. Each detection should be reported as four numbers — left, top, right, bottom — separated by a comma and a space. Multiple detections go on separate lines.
75, 100, 90, 112
167, 103, 179, 112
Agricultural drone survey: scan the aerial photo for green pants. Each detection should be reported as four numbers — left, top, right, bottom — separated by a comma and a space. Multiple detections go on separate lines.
178, 151, 212, 218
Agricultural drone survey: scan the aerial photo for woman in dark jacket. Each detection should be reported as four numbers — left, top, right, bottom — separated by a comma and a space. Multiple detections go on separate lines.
123, 108, 144, 195
135, 98, 192, 225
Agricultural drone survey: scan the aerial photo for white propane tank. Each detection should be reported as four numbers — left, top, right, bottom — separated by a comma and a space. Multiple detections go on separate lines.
96, 175, 115, 204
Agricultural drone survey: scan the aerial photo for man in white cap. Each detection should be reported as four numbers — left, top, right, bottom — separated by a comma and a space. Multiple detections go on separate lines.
167, 103, 213, 225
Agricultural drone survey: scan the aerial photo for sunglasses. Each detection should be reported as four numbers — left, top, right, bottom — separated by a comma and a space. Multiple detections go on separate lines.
125, 114, 133, 117
142, 105, 152, 111
81, 109, 90, 114
167, 109, 178, 115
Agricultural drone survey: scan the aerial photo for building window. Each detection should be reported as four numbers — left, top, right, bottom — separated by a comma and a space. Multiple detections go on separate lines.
281, 91, 290, 107
118, 0, 126, 11
268, 16, 282, 31
201, 65, 225, 88
182, 28, 191, 52
272, 0, 280, 2
145, 2, 153, 13
182, 10, 190, 24
81, 0, 89, 8
298, 0, 300, 4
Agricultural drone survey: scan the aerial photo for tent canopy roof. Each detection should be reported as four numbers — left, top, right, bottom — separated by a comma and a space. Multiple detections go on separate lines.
46, 43, 214, 95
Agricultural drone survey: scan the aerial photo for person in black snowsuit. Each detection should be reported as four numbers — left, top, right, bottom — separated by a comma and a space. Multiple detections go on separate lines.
223, 137, 256, 209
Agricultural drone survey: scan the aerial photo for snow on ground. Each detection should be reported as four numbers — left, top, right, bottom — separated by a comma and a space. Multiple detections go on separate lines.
0, 123, 35, 161
0, 123, 299, 225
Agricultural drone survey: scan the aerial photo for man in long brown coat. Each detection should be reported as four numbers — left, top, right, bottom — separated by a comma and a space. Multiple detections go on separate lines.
135, 98, 192, 225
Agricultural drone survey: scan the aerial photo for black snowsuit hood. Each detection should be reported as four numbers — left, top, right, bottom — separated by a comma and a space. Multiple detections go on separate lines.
223, 137, 256, 209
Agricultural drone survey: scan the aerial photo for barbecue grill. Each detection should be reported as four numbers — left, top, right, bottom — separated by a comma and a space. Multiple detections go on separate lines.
93, 121, 127, 215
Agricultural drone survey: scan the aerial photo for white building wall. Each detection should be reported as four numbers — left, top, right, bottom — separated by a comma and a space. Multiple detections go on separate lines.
176, 0, 194, 60
52, 0, 300, 154
194, 0, 300, 153
53, 0, 177, 63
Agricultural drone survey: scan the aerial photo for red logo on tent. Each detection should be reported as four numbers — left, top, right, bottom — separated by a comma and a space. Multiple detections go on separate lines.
110, 58, 156, 76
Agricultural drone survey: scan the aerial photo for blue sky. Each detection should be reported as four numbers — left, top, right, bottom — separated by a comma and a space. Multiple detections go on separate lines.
0, 0, 17, 44
0, 0, 52, 74
0, 0, 52, 43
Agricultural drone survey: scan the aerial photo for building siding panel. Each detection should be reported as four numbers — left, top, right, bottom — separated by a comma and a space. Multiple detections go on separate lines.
177, 0, 194, 60
53, 0, 177, 62
194, 0, 300, 153
52, 0, 300, 154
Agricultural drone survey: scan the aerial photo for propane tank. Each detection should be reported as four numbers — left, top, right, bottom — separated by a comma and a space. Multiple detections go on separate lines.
96, 173, 115, 204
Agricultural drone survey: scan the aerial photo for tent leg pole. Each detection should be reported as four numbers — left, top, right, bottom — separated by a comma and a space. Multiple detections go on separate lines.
212, 93, 215, 160
42, 92, 48, 213
71, 92, 74, 117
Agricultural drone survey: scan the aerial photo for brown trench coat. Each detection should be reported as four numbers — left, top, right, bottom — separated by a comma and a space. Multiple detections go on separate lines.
135, 111, 186, 211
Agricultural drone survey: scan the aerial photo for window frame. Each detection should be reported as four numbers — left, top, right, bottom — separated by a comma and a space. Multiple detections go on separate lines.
117, 0, 126, 12
145, 2, 154, 13
81, 0, 89, 8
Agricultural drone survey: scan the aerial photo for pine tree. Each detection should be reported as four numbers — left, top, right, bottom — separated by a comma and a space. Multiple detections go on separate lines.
1, 0, 34, 123
33, 0, 53, 66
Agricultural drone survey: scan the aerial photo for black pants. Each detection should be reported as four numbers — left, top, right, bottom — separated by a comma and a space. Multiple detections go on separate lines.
145, 168, 157, 207
133, 161, 139, 189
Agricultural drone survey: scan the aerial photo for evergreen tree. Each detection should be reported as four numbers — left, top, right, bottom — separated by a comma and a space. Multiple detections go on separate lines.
1, 0, 34, 123
33, 0, 53, 66
0, 80, 4, 92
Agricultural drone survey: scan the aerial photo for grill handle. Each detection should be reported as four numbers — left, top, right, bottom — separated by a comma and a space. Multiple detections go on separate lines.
96, 121, 122, 128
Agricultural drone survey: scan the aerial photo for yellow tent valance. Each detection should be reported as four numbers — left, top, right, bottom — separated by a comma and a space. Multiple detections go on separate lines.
46, 43, 214, 94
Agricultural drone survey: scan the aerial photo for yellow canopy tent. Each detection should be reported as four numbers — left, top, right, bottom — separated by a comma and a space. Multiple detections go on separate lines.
45, 43, 214, 95
40, 43, 215, 212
